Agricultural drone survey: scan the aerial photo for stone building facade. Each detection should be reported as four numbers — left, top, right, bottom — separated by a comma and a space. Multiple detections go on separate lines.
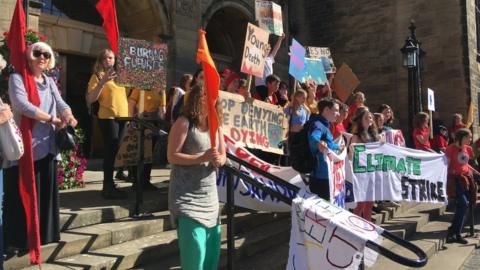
1, 0, 480, 150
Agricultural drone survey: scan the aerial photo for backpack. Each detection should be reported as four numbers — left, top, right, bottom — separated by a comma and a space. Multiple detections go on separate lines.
289, 117, 327, 174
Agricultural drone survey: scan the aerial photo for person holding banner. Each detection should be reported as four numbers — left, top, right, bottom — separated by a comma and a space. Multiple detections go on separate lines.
413, 112, 432, 151
308, 98, 343, 200
378, 104, 394, 129
5, 41, 77, 251
449, 113, 466, 143
167, 84, 226, 270
86, 48, 129, 200
253, 74, 280, 105
445, 128, 476, 244
254, 33, 285, 93
349, 107, 381, 221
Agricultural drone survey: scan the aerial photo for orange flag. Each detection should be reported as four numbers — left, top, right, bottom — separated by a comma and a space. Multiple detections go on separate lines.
196, 29, 220, 147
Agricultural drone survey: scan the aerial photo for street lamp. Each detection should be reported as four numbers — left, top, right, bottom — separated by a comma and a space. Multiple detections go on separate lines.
401, 20, 425, 145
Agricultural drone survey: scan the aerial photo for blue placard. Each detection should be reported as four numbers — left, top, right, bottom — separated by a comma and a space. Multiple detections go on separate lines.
301, 58, 328, 85
289, 38, 306, 81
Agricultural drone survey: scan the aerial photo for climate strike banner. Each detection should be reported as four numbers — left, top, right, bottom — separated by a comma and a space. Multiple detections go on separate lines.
240, 23, 270, 77
287, 190, 383, 270
217, 134, 305, 212
326, 148, 348, 208
219, 91, 288, 154
116, 37, 168, 90
350, 142, 448, 203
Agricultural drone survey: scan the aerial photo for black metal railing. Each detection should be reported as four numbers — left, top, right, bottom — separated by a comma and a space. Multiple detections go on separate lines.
223, 152, 428, 269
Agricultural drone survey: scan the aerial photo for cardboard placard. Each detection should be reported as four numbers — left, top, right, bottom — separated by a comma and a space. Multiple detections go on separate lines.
255, 0, 284, 36
332, 63, 360, 102
301, 58, 328, 85
241, 23, 270, 78
116, 37, 167, 90
114, 128, 153, 168
219, 91, 288, 155
288, 38, 306, 81
306, 46, 335, 73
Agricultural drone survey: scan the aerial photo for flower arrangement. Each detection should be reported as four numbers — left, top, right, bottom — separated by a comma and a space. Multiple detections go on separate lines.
58, 127, 87, 190
0, 29, 49, 102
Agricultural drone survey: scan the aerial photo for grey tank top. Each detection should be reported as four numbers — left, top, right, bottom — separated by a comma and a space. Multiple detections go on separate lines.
168, 123, 219, 228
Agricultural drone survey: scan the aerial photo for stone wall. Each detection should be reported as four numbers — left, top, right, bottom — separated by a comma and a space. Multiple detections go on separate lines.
302, 0, 472, 134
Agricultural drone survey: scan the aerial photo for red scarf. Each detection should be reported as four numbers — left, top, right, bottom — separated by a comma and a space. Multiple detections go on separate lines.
8, 0, 42, 264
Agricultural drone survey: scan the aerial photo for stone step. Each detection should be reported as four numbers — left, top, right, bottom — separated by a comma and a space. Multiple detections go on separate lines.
10, 210, 286, 270
23, 217, 291, 270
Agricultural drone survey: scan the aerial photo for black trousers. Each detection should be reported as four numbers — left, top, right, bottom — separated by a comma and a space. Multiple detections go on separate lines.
309, 178, 330, 200
3, 154, 60, 248
98, 119, 126, 187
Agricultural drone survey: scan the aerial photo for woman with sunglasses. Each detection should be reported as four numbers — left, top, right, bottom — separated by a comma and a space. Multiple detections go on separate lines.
4, 41, 77, 252
86, 49, 129, 199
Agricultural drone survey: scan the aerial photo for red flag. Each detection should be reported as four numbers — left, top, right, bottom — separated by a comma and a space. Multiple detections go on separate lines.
96, 0, 119, 54
8, 0, 42, 265
196, 30, 220, 147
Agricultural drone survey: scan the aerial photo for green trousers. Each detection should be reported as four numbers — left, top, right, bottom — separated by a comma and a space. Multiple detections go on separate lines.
177, 216, 221, 270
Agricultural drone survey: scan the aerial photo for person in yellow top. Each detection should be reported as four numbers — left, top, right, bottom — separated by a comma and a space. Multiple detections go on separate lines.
86, 48, 129, 200
127, 87, 166, 191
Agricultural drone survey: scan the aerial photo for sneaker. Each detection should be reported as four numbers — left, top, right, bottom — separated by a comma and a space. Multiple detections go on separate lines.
115, 171, 129, 181
454, 235, 468, 245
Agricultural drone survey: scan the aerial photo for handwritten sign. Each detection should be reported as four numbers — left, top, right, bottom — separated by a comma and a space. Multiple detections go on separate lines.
307, 46, 335, 73
219, 91, 288, 154
301, 58, 328, 85
289, 38, 306, 81
255, 0, 284, 36
114, 128, 153, 168
116, 37, 168, 90
332, 63, 360, 102
241, 23, 270, 77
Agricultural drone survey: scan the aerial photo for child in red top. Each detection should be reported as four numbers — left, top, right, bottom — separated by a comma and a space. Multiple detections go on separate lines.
430, 125, 448, 153
343, 91, 365, 131
449, 113, 466, 143
413, 112, 432, 151
445, 128, 476, 244
330, 102, 348, 140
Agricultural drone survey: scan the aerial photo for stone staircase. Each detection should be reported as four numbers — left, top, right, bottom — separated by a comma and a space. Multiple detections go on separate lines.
6, 168, 480, 270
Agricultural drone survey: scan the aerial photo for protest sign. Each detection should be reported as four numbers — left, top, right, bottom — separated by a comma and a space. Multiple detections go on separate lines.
114, 128, 153, 168
289, 38, 306, 81
219, 91, 288, 154
332, 63, 360, 102
301, 58, 328, 85
287, 190, 383, 270
116, 37, 167, 90
326, 148, 348, 208
255, 0, 283, 36
307, 46, 335, 73
427, 88, 435, 111
217, 134, 305, 212
349, 142, 448, 203
382, 129, 406, 147
241, 23, 270, 77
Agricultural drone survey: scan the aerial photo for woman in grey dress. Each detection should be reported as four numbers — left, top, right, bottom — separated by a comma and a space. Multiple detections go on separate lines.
167, 84, 226, 270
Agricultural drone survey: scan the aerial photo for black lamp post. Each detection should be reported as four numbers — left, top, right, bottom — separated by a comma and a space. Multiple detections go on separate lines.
401, 20, 426, 141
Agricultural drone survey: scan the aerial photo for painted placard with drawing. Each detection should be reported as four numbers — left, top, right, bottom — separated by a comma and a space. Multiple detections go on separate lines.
332, 63, 360, 102
240, 23, 270, 77
116, 37, 167, 90
307, 46, 335, 73
255, 0, 284, 36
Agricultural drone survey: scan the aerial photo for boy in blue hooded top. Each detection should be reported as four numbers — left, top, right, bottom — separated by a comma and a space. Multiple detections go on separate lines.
308, 98, 344, 200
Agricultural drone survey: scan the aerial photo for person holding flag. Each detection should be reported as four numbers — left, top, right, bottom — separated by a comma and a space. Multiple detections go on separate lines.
167, 30, 226, 270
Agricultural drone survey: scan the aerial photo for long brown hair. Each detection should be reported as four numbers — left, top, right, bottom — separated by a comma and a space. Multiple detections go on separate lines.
92, 48, 115, 76
351, 107, 380, 142
181, 85, 223, 127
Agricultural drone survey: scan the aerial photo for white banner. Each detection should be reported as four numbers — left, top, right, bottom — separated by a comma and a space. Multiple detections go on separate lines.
287, 190, 384, 270
382, 129, 406, 147
349, 142, 448, 203
217, 135, 306, 212
326, 148, 348, 208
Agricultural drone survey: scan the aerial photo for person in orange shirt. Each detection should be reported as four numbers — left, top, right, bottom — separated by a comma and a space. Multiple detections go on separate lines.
128, 87, 166, 191
86, 49, 129, 200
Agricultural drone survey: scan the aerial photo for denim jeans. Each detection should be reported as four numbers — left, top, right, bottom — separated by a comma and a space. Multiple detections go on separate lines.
451, 180, 469, 235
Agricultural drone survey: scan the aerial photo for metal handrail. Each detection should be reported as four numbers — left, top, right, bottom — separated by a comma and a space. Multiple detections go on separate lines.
224, 154, 428, 268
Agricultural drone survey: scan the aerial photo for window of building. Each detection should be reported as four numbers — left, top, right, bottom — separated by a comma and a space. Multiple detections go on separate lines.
41, 0, 102, 26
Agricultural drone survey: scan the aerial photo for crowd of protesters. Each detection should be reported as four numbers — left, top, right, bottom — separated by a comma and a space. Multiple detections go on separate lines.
1, 39, 480, 270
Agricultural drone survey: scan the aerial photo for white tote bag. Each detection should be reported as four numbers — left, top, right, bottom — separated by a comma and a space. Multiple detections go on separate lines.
0, 99, 24, 161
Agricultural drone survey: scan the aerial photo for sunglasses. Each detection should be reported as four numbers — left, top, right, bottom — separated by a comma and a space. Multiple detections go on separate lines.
33, 50, 51, 59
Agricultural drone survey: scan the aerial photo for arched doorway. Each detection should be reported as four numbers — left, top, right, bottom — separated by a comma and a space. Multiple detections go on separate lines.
205, 6, 251, 72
